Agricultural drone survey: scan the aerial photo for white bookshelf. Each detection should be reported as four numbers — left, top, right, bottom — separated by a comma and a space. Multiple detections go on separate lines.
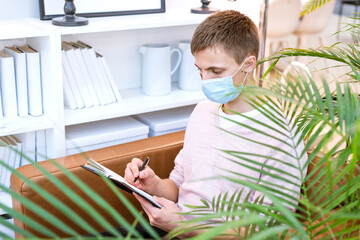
0, 4, 260, 215
32, 9, 209, 130
0, 11, 206, 214
65, 83, 205, 126
0, 192, 12, 216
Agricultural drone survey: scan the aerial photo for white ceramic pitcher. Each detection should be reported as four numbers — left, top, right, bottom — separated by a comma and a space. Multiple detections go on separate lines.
178, 40, 201, 90
140, 43, 182, 96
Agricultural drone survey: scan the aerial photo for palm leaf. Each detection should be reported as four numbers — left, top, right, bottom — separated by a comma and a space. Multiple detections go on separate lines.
0, 148, 155, 238
180, 70, 360, 239
301, 0, 332, 16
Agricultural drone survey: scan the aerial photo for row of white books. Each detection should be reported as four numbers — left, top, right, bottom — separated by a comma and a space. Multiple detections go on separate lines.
62, 41, 122, 110
0, 45, 43, 119
0, 130, 47, 190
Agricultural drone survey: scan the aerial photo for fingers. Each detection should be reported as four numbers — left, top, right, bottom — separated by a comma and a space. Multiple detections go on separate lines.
124, 158, 143, 184
133, 193, 153, 216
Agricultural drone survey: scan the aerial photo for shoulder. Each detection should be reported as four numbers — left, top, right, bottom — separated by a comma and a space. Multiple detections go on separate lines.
192, 100, 220, 116
185, 100, 220, 131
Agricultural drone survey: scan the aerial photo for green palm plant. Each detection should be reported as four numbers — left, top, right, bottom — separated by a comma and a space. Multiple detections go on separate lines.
2, 65, 359, 239
165, 11, 360, 240
165, 71, 360, 239
0, 150, 159, 239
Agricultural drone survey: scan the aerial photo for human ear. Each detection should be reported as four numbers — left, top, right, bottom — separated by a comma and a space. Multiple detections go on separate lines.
244, 56, 257, 72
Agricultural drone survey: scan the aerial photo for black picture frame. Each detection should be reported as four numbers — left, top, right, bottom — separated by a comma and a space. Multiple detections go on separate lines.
39, 0, 166, 20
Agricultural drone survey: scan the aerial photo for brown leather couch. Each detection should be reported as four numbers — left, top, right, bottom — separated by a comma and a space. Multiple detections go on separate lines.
11, 131, 185, 238
10, 130, 359, 239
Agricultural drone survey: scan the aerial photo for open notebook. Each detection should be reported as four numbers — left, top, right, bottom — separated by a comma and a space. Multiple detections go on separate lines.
80, 158, 162, 208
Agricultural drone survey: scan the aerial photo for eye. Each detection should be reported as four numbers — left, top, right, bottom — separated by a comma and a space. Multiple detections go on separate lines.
212, 69, 221, 75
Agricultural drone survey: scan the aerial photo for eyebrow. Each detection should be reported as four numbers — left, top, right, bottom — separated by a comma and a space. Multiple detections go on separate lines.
194, 64, 226, 70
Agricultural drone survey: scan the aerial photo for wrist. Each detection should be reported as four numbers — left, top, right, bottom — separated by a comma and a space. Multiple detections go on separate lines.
146, 175, 161, 195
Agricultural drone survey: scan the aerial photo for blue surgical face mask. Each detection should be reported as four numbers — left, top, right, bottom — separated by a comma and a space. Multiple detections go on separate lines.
201, 58, 249, 104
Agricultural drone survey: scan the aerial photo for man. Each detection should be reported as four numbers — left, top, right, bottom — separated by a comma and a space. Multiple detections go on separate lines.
124, 10, 307, 238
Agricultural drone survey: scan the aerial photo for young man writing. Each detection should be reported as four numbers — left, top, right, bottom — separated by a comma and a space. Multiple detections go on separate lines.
124, 10, 307, 238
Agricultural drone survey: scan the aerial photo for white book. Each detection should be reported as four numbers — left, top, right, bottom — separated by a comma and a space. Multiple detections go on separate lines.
91, 53, 115, 104
0, 51, 18, 118
0, 138, 10, 187
0, 137, 13, 189
81, 158, 162, 208
9, 135, 22, 170
96, 54, 117, 103
81, 44, 115, 104
0, 90, 2, 119
71, 43, 100, 106
62, 50, 85, 109
18, 45, 43, 117
16, 132, 36, 166
75, 41, 109, 105
35, 130, 47, 162
5, 47, 29, 117
62, 42, 94, 108
0, 140, 7, 187
3, 136, 17, 189
62, 64, 78, 110
97, 54, 122, 102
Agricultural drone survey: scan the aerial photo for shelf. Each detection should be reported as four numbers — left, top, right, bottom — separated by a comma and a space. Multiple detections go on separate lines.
0, 19, 51, 40
64, 84, 205, 126
0, 116, 54, 137
29, 9, 207, 35
0, 192, 12, 216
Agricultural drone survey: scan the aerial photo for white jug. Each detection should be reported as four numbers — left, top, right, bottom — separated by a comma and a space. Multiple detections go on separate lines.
140, 43, 182, 96
178, 40, 201, 90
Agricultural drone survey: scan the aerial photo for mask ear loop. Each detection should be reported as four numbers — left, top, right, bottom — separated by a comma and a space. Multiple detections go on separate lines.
240, 72, 249, 86
233, 58, 249, 88
232, 57, 248, 77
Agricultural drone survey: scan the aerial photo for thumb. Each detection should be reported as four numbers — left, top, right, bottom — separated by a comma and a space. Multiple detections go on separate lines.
140, 168, 153, 179
139, 170, 148, 179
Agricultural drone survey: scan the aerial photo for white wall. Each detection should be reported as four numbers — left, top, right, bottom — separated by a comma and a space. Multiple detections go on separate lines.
0, 0, 40, 19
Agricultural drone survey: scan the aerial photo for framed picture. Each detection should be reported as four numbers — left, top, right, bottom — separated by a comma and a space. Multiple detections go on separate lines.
39, 0, 165, 20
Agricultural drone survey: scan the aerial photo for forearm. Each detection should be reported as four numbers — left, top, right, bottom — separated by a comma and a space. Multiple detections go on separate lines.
148, 177, 178, 202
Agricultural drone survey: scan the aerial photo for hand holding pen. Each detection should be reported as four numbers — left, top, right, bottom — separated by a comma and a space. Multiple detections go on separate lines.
134, 157, 150, 183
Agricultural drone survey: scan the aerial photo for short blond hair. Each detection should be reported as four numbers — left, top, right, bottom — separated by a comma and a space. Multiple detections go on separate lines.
191, 10, 259, 64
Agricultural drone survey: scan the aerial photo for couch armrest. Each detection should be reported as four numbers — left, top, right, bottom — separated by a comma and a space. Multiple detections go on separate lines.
10, 130, 185, 238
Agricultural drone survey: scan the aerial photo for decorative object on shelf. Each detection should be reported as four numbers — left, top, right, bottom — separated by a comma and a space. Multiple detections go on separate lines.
140, 43, 182, 96
52, 0, 88, 27
40, 0, 165, 20
178, 40, 201, 90
191, 0, 219, 14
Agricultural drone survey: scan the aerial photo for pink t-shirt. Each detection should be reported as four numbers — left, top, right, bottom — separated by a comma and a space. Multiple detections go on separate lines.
169, 100, 308, 218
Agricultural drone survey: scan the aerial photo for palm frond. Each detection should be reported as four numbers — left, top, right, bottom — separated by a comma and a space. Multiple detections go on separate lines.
301, 0, 332, 16
181, 70, 360, 238
0, 148, 155, 238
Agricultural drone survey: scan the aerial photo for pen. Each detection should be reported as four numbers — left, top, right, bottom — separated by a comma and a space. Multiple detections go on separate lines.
134, 157, 150, 183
